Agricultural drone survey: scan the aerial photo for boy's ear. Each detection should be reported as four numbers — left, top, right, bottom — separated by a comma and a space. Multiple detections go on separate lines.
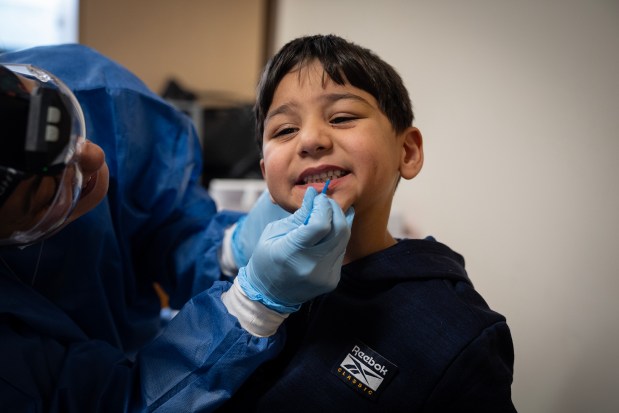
399, 127, 424, 180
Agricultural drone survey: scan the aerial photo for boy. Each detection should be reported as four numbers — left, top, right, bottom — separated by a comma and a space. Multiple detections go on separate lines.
221, 34, 516, 412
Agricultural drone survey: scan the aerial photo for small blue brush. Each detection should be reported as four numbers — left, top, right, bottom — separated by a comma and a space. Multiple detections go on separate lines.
321, 179, 331, 195
304, 179, 330, 224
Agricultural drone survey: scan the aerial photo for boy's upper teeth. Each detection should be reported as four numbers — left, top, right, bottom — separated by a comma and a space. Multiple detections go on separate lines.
304, 170, 346, 184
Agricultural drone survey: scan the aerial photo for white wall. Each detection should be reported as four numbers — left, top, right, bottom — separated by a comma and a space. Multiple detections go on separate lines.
273, 1, 619, 411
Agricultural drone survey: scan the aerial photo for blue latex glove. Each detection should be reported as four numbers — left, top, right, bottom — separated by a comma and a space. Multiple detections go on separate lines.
231, 190, 290, 269
237, 187, 355, 313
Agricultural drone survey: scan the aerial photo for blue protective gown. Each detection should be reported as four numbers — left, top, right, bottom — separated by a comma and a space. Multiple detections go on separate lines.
0, 44, 283, 412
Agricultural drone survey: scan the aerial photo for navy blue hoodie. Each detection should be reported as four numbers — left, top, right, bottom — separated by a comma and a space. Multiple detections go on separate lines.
220, 238, 516, 412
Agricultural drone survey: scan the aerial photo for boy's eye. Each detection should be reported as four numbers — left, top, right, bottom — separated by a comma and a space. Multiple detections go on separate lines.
330, 116, 358, 125
273, 127, 298, 138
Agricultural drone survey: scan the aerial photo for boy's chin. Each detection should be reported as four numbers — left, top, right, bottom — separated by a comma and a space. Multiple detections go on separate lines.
327, 193, 352, 213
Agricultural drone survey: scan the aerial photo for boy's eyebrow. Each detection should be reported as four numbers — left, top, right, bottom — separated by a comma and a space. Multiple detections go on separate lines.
265, 102, 298, 121
266, 93, 372, 121
320, 92, 371, 106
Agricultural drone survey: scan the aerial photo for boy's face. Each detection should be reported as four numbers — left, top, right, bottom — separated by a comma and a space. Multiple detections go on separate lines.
260, 61, 422, 219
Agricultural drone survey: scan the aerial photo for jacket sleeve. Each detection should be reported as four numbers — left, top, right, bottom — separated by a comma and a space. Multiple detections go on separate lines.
135, 282, 284, 412
423, 321, 517, 412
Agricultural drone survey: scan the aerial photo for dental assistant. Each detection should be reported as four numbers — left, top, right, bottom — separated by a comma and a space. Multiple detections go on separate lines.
0, 44, 352, 412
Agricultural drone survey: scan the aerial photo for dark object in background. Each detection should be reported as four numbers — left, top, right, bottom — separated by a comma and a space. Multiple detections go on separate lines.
161, 78, 197, 101
162, 79, 262, 188
201, 104, 262, 187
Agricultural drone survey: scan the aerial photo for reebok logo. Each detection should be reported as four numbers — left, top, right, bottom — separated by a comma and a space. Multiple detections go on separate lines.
350, 345, 389, 375
331, 341, 398, 401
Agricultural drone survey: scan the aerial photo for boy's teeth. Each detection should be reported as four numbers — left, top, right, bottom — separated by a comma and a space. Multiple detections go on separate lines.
304, 170, 344, 184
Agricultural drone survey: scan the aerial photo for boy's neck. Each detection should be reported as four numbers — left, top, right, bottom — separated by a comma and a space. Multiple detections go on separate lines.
343, 212, 396, 264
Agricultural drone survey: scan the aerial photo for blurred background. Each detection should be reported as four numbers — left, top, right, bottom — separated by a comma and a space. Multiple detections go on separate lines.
2, 0, 618, 411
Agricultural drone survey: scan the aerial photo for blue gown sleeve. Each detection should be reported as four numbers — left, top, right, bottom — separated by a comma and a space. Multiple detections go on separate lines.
136, 282, 283, 412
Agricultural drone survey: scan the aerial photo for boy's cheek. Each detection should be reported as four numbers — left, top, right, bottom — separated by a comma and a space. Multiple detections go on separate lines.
265, 183, 298, 214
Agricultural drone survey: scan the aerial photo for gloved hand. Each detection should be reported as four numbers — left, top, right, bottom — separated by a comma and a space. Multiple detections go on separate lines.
231, 190, 290, 269
237, 187, 355, 313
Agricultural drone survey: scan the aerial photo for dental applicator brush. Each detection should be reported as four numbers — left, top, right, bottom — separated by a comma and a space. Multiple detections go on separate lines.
321, 179, 331, 195
304, 179, 330, 225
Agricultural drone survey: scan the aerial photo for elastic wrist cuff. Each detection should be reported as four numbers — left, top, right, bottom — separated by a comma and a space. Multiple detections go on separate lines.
236, 268, 301, 313
221, 278, 288, 337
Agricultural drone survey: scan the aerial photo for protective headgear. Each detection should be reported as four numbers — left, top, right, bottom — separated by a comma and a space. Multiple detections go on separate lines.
0, 63, 86, 246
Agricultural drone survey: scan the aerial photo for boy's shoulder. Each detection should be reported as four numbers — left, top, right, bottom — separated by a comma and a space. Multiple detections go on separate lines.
341, 238, 505, 327
343, 237, 470, 285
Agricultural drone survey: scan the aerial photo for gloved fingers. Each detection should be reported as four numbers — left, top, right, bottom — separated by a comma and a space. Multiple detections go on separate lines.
290, 193, 335, 247
231, 189, 290, 268
316, 198, 353, 245
330, 199, 354, 235
258, 216, 296, 241
254, 189, 290, 220
292, 186, 318, 226
289, 195, 354, 249
239, 192, 351, 313
255, 189, 272, 205
254, 189, 312, 241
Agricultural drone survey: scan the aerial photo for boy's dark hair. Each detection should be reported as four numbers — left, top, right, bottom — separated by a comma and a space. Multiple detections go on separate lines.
254, 34, 414, 150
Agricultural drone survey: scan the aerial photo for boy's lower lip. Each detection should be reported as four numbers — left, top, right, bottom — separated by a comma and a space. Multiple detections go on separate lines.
298, 180, 333, 192
296, 175, 346, 193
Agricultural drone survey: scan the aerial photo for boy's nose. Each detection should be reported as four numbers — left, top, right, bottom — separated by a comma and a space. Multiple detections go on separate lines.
297, 124, 333, 156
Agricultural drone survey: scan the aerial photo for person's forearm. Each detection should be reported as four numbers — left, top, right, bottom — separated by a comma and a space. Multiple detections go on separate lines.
136, 281, 284, 412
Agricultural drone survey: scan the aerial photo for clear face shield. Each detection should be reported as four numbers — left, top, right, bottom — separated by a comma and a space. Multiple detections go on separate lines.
0, 64, 86, 246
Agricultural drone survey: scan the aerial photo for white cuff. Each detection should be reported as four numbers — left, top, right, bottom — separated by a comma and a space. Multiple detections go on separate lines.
219, 223, 238, 277
221, 278, 288, 337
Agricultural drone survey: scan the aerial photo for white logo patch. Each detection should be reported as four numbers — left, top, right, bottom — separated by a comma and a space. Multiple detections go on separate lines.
332, 341, 398, 400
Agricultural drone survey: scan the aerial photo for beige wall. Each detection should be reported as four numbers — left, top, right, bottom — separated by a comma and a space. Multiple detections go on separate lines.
79, 0, 267, 102
274, 1, 619, 412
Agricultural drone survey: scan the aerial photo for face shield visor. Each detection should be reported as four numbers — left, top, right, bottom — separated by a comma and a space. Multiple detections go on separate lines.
0, 64, 86, 246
